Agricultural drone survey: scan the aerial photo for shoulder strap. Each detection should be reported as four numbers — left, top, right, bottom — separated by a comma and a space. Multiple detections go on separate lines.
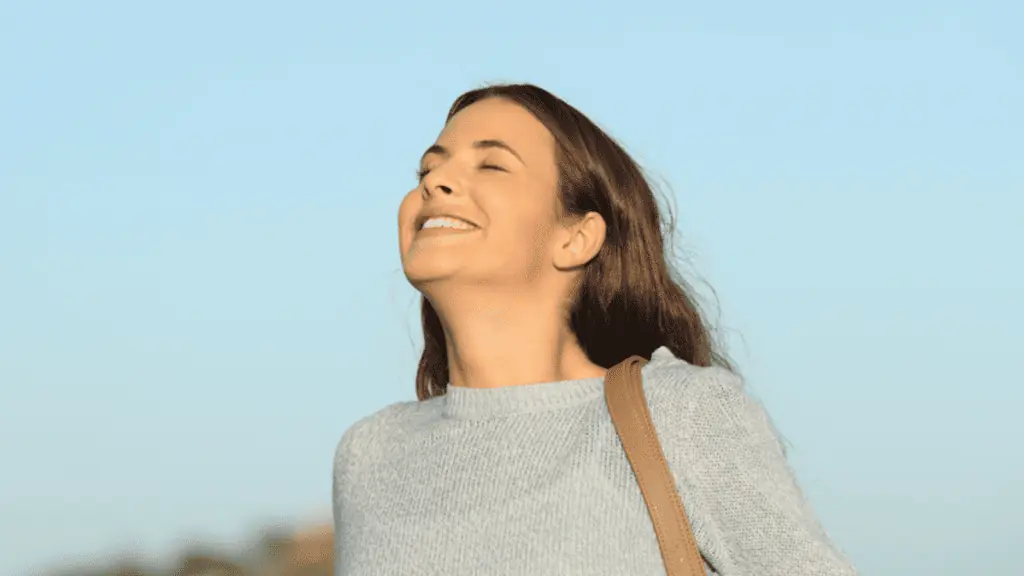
604, 356, 706, 576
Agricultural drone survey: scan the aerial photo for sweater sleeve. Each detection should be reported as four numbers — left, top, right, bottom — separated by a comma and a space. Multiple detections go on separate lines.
677, 368, 858, 576
332, 419, 367, 576
332, 433, 349, 576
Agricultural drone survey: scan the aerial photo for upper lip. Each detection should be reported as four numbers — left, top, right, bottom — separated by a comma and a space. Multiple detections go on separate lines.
415, 209, 480, 230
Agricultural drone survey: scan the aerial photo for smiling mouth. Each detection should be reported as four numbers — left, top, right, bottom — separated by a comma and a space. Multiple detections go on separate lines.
418, 216, 479, 231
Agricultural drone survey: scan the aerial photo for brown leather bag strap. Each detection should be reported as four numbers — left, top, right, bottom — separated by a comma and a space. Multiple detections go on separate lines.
604, 356, 706, 576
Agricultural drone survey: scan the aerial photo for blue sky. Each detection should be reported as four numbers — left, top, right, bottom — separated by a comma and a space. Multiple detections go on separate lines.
1, 1, 1021, 574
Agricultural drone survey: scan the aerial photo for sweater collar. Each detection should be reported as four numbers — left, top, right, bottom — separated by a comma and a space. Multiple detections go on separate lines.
439, 347, 676, 420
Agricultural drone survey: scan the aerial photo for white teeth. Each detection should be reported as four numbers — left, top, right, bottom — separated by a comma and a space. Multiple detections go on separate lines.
421, 217, 475, 230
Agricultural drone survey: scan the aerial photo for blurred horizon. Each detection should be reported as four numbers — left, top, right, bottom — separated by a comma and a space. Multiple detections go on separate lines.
31, 520, 335, 576
2, 1, 1022, 575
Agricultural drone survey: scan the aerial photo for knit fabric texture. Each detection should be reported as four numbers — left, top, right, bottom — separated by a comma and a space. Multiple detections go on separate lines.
332, 347, 858, 575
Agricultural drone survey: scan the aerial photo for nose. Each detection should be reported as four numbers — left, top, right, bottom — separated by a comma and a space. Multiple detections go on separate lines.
421, 170, 456, 199
422, 182, 454, 199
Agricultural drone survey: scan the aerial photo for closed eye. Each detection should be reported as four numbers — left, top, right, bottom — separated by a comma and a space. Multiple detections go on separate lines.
416, 164, 504, 182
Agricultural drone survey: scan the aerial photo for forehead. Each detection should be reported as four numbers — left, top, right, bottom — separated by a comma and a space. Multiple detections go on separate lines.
439, 98, 555, 163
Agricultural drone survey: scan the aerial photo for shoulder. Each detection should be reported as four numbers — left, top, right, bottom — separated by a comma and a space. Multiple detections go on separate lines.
642, 347, 777, 449
333, 397, 442, 474
642, 346, 746, 407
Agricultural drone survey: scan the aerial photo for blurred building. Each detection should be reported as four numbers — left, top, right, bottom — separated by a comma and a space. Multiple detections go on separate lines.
41, 523, 334, 576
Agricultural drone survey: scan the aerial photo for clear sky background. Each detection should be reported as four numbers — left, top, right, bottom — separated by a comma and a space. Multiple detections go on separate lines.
1, 1, 1021, 575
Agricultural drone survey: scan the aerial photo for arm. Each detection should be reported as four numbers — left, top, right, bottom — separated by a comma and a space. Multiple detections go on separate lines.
675, 368, 858, 575
332, 423, 363, 576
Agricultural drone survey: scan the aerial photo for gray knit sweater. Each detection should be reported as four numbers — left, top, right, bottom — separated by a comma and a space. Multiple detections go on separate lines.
332, 347, 857, 575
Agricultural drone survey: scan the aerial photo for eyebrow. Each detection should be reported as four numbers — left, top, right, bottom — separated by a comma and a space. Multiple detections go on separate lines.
420, 139, 526, 166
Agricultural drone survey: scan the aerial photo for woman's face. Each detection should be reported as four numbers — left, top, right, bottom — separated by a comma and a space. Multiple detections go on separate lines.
399, 98, 564, 292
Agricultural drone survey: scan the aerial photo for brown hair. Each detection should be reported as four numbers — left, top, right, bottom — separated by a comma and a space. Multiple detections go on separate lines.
416, 83, 732, 400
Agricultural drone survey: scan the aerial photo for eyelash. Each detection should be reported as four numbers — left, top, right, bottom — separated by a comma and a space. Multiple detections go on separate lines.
416, 164, 506, 181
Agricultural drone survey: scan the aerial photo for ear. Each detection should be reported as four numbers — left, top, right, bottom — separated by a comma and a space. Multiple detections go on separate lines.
553, 211, 607, 270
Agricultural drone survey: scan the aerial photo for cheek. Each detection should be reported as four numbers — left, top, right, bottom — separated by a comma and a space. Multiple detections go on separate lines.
489, 203, 559, 264
397, 190, 420, 251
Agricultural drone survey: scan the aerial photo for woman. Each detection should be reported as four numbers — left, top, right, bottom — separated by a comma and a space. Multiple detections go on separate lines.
332, 84, 857, 575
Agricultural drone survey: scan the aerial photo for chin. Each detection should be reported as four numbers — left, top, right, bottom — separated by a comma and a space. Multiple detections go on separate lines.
401, 258, 462, 288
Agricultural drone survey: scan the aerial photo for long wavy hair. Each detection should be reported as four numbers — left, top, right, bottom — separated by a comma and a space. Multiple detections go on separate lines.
416, 84, 732, 401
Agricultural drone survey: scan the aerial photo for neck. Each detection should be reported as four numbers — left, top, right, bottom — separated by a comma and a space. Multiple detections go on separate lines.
425, 285, 606, 389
